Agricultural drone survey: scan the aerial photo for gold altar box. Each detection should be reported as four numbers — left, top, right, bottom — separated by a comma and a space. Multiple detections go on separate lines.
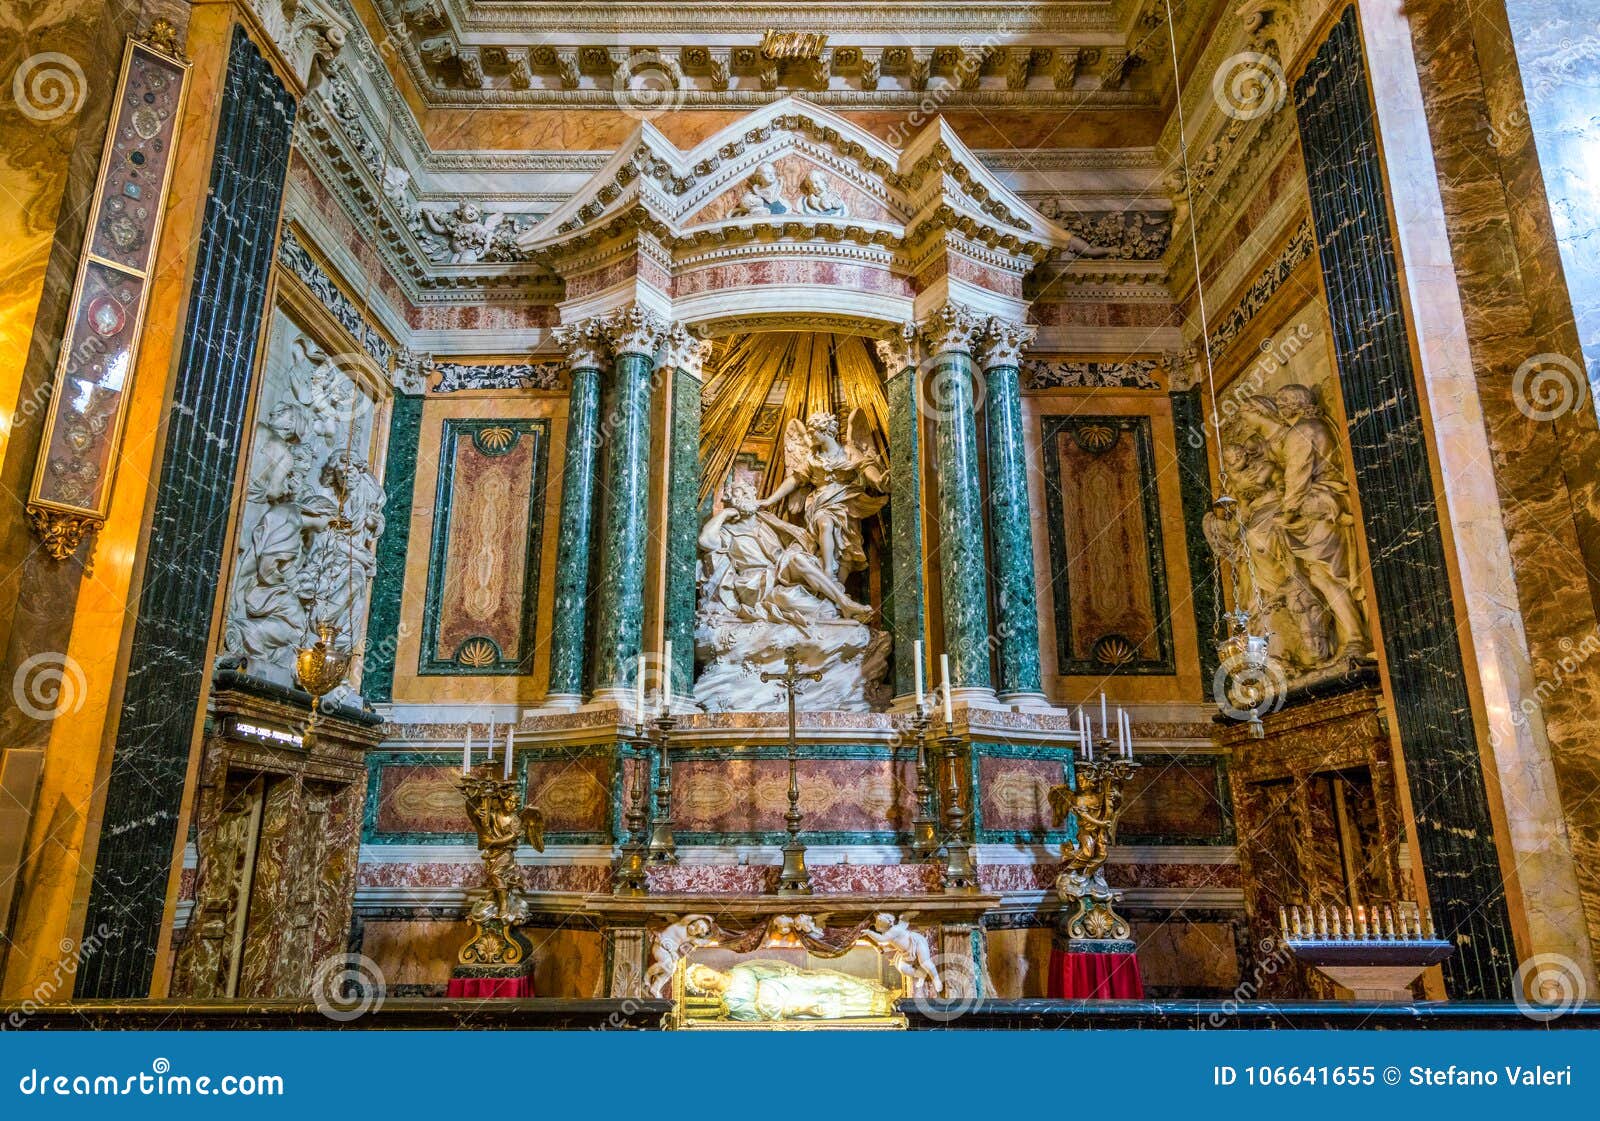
668, 943, 910, 1030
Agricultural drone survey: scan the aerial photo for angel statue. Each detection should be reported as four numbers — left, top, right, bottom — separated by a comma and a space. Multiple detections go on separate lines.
1048, 772, 1118, 880
645, 914, 715, 998
761, 409, 887, 585
864, 912, 943, 996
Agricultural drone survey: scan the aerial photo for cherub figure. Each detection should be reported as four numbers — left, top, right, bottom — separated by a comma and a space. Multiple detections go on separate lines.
796, 170, 847, 217
645, 914, 715, 997
864, 912, 943, 995
419, 201, 508, 263
1049, 773, 1115, 879
760, 409, 887, 584
462, 783, 545, 910
731, 162, 790, 216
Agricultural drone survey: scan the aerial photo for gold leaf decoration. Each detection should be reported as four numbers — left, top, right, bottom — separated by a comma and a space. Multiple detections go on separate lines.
476, 426, 517, 452
1093, 634, 1139, 666
456, 637, 500, 667
1073, 423, 1119, 454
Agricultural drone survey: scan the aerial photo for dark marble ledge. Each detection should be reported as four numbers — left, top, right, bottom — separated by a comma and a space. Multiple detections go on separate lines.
212, 669, 384, 727
8, 999, 1597, 1030
905, 999, 1600, 1030
3, 999, 671, 1031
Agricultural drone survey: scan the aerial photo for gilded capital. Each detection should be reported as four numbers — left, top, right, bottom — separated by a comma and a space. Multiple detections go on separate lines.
917, 303, 983, 357
873, 323, 918, 372
977, 318, 1037, 371
552, 318, 608, 370
603, 305, 671, 359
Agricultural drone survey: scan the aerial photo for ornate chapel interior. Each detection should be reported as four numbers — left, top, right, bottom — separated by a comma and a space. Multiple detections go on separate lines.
1, 0, 1597, 1025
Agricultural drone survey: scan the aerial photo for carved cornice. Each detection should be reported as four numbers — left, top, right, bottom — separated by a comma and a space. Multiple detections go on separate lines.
430, 360, 566, 393
1205, 216, 1314, 361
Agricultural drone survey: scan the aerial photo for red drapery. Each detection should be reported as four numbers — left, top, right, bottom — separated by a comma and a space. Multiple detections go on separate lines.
445, 975, 534, 999
1047, 950, 1144, 999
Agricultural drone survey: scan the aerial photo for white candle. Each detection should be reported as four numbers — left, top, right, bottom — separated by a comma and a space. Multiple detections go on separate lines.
1122, 710, 1133, 759
662, 639, 673, 715
1099, 692, 1107, 738
913, 639, 924, 708
1078, 708, 1090, 759
461, 729, 470, 775
635, 653, 647, 724
1084, 713, 1094, 762
487, 718, 495, 761
503, 728, 513, 779
940, 653, 954, 725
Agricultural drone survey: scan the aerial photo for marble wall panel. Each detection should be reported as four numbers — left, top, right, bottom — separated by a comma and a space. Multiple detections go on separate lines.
420, 417, 549, 674
361, 392, 422, 701
1041, 414, 1174, 675
1117, 755, 1232, 845
671, 749, 916, 841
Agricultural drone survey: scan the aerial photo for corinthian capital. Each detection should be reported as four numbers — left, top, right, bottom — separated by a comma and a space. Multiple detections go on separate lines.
663, 322, 713, 379
873, 323, 918, 372
977, 318, 1037, 371
602, 305, 671, 359
917, 303, 983, 357
552, 317, 608, 370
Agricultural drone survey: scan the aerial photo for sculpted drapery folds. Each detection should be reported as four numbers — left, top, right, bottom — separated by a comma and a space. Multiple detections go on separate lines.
1205, 382, 1372, 676
221, 336, 385, 699
761, 408, 888, 586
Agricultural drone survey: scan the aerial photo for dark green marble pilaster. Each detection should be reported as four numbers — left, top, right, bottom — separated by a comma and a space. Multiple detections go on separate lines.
886, 363, 925, 699
1170, 385, 1222, 688
931, 350, 993, 691
592, 350, 655, 693
548, 362, 603, 699
981, 361, 1042, 698
362, 392, 423, 702
664, 366, 701, 695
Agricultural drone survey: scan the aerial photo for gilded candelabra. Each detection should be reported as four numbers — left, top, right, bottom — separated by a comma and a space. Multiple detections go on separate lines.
613, 725, 654, 896
762, 647, 821, 896
936, 719, 979, 894
458, 770, 545, 965
647, 712, 679, 864
1048, 750, 1138, 943
907, 707, 940, 859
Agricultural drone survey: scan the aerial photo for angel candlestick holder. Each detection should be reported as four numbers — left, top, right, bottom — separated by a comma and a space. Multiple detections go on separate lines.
1048, 750, 1139, 946
458, 770, 545, 967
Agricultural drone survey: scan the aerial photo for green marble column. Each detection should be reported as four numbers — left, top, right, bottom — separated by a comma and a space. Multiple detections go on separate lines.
878, 327, 925, 701
920, 305, 993, 694
979, 320, 1044, 701
546, 321, 607, 703
664, 325, 707, 701
592, 307, 668, 697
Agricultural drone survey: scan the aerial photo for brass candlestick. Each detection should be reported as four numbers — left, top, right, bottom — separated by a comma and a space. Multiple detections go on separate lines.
647, 712, 678, 863
612, 726, 653, 896
937, 720, 979, 894
458, 770, 544, 965
762, 646, 821, 896
908, 707, 939, 859
1047, 749, 1138, 943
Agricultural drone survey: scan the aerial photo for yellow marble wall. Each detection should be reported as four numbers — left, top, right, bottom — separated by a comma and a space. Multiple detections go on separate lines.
389, 386, 568, 705
1022, 385, 1206, 705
